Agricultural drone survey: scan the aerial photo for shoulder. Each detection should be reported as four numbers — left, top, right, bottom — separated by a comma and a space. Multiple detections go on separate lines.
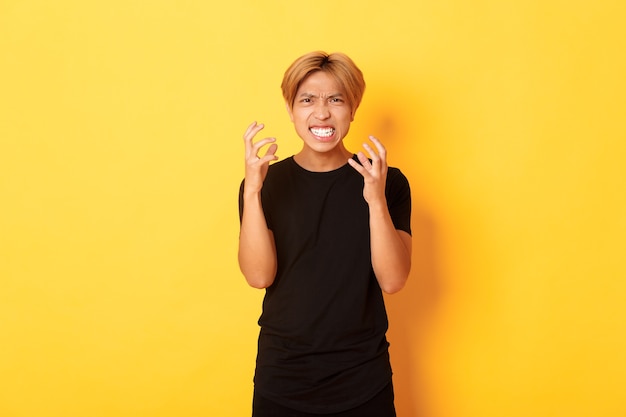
266, 157, 294, 176
263, 157, 296, 190
386, 166, 410, 188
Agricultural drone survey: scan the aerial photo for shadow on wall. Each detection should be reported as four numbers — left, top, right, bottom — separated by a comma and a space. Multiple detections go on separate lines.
385, 204, 442, 417
365, 83, 444, 417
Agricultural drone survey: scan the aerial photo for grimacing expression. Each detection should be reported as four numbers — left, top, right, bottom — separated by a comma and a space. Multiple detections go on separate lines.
287, 71, 354, 154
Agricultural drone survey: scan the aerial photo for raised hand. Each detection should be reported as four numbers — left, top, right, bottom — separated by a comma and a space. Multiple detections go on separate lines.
348, 135, 411, 293
347, 135, 388, 206
243, 121, 278, 193
239, 122, 279, 288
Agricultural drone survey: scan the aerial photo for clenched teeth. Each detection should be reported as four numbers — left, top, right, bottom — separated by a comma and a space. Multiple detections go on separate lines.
310, 127, 335, 138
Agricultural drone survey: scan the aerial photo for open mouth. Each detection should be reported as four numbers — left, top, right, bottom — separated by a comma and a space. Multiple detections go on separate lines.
310, 127, 335, 138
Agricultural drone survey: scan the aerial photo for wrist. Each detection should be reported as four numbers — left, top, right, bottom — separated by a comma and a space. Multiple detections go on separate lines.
243, 179, 263, 197
367, 198, 388, 213
243, 189, 262, 201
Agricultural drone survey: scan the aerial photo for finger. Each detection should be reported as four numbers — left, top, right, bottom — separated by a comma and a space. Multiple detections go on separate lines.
244, 121, 264, 140
251, 137, 277, 159
359, 144, 378, 174
265, 143, 278, 156
362, 143, 379, 163
243, 121, 256, 138
355, 151, 372, 170
243, 122, 264, 155
260, 143, 278, 161
367, 135, 387, 171
347, 157, 367, 176
368, 135, 387, 157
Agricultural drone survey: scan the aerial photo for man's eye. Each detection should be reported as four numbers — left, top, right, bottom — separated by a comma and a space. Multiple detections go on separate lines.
330, 98, 343, 103
301, 98, 311, 103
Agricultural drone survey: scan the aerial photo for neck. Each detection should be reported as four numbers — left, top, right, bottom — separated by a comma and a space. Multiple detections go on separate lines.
294, 145, 353, 172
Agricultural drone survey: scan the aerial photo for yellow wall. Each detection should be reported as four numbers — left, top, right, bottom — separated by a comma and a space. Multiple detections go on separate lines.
1, 1, 625, 416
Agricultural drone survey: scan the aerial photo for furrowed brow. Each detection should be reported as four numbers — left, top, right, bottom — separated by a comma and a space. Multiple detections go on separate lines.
297, 92, 344, 98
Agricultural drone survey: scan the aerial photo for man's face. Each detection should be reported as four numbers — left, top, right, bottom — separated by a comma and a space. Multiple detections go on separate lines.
287, 71, 354, 154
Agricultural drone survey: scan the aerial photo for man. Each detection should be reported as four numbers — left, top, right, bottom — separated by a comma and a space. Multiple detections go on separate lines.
239, 51, 412, 416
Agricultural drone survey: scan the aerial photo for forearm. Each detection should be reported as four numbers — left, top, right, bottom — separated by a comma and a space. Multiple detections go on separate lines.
238, 191, 277, 288
369, 201, 412, 294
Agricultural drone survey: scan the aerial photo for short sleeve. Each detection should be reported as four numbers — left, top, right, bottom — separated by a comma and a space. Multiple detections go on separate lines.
385, 168, 412, 235
238, 178, 273, 229
238, 179, 245, 222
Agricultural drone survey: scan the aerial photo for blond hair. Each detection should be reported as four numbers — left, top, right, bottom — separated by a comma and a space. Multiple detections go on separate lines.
281, 51, 366, 115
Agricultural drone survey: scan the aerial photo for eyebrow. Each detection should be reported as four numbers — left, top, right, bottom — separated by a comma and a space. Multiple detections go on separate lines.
297, 92, 345, 98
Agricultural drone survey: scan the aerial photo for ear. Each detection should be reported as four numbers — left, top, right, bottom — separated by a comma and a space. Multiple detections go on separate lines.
285, 102, 294, 122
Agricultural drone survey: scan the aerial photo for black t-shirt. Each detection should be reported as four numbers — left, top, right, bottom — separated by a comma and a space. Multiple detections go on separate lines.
239, 156, 411, 413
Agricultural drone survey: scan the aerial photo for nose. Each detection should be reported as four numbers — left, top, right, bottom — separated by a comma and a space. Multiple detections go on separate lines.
315, 101, 330, 120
